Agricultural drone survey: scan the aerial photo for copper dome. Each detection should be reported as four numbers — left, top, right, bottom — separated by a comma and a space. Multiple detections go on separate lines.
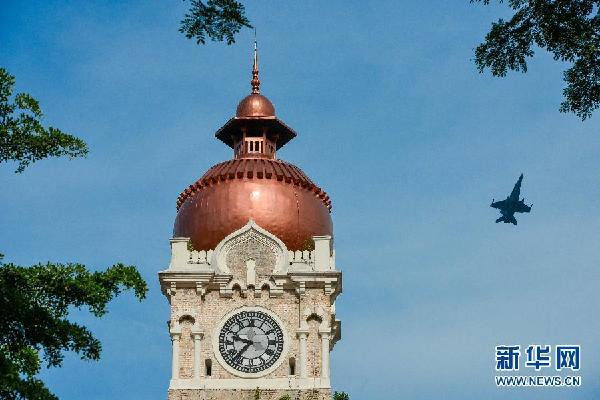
174, 158, 332, 251
173, 43, 333, 251
236, 93, 275, 118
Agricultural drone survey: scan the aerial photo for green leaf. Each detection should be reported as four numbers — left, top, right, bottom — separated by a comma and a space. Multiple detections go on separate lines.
0, 67, 88, 173
0, 257, 147, 399
472, 0, 600, 120
179, 0, 252, 45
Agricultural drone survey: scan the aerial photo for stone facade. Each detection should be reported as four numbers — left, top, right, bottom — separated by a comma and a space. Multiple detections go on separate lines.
167, 388, 331, 400
159, 221, 341, 399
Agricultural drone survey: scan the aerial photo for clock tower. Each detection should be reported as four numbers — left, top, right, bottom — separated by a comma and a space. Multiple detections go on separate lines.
159, 44, 342, 400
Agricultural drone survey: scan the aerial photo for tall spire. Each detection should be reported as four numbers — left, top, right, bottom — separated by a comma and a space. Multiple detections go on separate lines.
251, 40, 260, 94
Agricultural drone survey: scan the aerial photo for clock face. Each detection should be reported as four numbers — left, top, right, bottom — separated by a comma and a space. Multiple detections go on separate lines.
218, 310, 284, 373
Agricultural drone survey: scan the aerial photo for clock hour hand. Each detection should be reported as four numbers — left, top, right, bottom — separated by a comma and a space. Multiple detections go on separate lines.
233, 334, 253, 345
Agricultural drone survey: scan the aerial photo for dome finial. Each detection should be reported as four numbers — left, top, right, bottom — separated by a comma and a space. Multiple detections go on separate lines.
251, 35, 260, 94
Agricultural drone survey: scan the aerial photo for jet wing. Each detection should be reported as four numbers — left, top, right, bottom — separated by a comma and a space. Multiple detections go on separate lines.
510, 174, 523, 199
515, 202, 532, 213
491, 199, 507, 209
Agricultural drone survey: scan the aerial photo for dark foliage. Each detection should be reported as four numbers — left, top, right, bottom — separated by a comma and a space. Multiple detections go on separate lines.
1, 67, 147, 399
0, 254, 147, 400
180, 0, 252, 45
0, 68, 88, 173
472, 0, 600, 119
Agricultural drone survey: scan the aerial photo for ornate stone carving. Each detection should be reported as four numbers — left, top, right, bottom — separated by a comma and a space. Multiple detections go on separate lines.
213, 220, 288, 276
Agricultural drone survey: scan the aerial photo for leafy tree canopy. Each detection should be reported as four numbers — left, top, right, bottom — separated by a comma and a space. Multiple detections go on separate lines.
180, 0, 252, 45
333, 392, 350, 400
473, 0, 600, 120
1, 67, 147, 399
0, 254, 147, 400
0, 68, 88, 173
178, 0, 600, 120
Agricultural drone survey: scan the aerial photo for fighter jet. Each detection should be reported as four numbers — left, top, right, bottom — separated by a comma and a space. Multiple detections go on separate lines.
490, 174, 532, 225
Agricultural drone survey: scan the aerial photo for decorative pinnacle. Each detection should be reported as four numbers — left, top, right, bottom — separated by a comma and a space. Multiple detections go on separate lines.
251, 40, 260, 94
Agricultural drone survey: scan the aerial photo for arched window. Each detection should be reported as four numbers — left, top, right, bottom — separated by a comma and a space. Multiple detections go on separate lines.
205, 359, 212, 376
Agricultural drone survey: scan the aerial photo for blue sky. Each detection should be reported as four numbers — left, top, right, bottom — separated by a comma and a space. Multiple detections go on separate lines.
2, 1, 600, 399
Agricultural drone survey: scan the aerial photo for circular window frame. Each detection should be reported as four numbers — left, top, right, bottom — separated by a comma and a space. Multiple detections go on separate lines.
212, 306, 289, 378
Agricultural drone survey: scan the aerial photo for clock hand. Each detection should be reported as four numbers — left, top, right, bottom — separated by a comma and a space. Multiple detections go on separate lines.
233, 334, 253, 345
234, 342, 252, 360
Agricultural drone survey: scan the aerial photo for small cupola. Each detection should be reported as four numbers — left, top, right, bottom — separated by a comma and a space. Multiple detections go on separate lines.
215, 42, 297, 159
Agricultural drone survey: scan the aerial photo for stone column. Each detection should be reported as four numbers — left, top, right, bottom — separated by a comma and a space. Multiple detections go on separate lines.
296, 329, 309, 378
169, 238, 190, 270
312, 235, 332, 271
319, 329, 331, 379
192, 331, 204, 379
170, 330, 182, 380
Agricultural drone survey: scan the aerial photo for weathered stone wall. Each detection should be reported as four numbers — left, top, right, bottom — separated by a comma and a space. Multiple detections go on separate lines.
169, 285, 332, 380
162, 224, 339, 400
177, 289, 297, 379
168, 388, 331, 400
179, 317, 195, 378
171, 289, 203, 324
225, 232, 278, 281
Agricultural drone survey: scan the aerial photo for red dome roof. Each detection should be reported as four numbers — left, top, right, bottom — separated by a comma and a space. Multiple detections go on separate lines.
174, 158, 332, 251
